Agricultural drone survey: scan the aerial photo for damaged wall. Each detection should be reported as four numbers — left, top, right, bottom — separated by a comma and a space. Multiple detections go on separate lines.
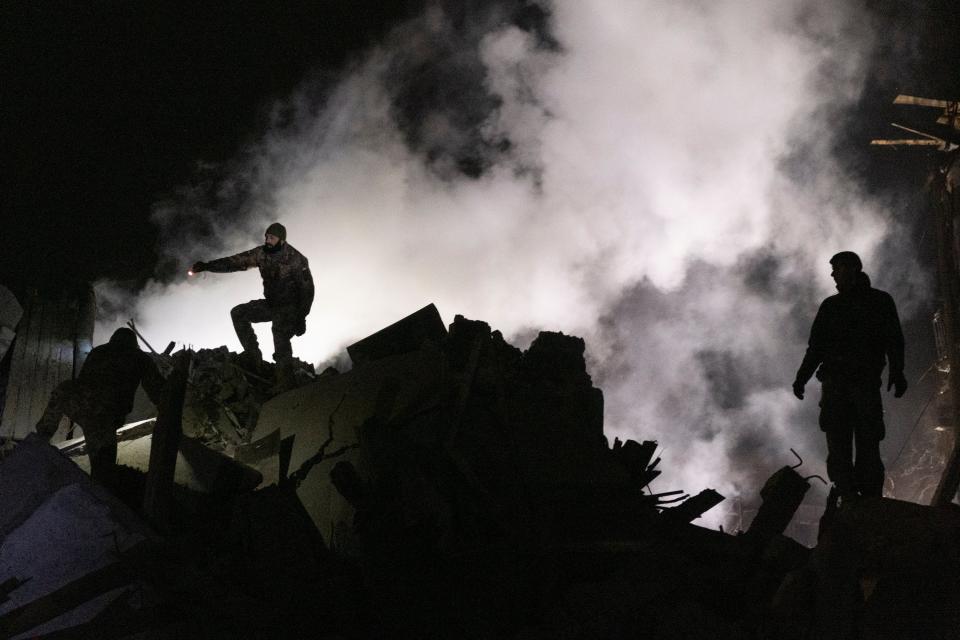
0, 285, 96, 441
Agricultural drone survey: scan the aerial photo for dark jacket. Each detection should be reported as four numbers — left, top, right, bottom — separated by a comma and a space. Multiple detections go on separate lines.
77, 329, 165, 417
205, 243, 314, 316
795, 274, 905, 387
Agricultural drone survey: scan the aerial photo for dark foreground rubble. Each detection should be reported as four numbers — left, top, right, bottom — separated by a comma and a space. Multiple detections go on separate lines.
0, 304, 958, 639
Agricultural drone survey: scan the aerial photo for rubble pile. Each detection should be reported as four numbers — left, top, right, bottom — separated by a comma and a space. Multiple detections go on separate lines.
180, 347, 316, 446
0, 305, 957, 638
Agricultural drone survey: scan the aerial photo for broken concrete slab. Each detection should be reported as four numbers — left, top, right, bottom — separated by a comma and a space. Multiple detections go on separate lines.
58, 417, 262, 495
0, 435, 148, 542
0, 435, 157, 638
0, 491, 152, 639
65, 431, 262, 495
746, 466, 811, 542
346, 303, 446, 367
232, 427, 281, 486
253, 343, 445, 548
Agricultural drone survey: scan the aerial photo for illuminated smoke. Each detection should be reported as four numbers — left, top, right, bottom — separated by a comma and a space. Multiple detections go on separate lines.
97, 0, 927, 512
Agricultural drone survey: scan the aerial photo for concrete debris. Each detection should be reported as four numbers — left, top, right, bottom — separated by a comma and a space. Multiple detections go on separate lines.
59, 420, 263, 496
179, 346, 315, 445
747, 465, 812, 542
0, 304, 955, 638
346, 302, 446, 366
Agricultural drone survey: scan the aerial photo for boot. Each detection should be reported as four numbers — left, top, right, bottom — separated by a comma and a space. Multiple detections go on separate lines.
270, 359, 297, 395
237, 348, 263, 374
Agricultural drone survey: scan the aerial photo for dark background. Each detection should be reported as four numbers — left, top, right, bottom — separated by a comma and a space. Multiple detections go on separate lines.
1, 0, 957, 288
1, 1, 419, 288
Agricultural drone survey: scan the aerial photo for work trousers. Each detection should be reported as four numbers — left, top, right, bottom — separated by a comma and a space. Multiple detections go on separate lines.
36, 380, 124, 485
230, 299, 299, 363
819, 381, 885, 497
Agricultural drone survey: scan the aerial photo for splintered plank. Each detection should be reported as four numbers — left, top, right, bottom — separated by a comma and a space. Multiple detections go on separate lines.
28, 294, 56, 437
45, 292, 77, 443
28, 295, 62, 439
663, 489, 725, 523
142, 351, 191, 531
8, 292, 37, 436
36, 297, 57, 437
56, 293, 78, 421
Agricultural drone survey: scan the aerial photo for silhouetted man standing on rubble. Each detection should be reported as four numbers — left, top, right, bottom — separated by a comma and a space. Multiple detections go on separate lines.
191, 222, 314, 391
36, 327, 165, 484
793, 251, 907, 500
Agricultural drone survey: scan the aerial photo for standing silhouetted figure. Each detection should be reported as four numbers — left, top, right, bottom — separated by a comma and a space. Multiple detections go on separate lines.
191, 222, 314, 391
793, 251, 907, 499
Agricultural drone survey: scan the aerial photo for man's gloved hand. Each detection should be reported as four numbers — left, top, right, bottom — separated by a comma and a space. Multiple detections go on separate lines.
888, 371, 908, 398
792, 380, 805, 400
294, 316, 306, 337
191, 261, 208, 273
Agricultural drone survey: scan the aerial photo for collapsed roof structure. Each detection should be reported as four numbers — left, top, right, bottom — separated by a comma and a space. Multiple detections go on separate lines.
0, 294, 958, 638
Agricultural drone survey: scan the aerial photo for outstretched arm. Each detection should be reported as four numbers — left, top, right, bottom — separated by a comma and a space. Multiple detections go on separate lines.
192, 248, 260, 274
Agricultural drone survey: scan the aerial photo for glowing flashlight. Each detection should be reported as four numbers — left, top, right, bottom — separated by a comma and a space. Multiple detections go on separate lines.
188, 269, 195, 277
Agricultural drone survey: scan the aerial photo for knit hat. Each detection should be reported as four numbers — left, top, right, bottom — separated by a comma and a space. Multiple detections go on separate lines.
265, 222, 287, 242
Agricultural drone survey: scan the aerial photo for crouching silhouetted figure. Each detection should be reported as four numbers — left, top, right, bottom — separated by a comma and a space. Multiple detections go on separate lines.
793, 251, 907, 500
36, 328, 165, 485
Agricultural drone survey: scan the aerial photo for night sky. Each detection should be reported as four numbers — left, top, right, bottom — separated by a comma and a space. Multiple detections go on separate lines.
3, 1, 417, 287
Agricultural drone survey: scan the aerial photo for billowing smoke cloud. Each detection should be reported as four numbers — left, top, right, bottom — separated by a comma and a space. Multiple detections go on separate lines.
97, 0, 928, 517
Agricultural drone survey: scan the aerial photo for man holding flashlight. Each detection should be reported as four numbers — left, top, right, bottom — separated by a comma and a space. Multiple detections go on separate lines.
192, 222, 314, 391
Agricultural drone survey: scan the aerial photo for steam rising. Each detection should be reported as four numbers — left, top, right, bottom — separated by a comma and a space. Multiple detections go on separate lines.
98, 1, 926, 511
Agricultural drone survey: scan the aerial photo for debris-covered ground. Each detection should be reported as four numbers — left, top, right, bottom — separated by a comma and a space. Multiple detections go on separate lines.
0, 305, 958, 639
180, 347, 317, 447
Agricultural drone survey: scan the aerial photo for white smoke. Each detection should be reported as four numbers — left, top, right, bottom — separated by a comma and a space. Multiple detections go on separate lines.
97, 0, 927, 518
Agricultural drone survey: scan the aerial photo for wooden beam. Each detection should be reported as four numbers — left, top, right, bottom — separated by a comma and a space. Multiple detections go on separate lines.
893, 94, 950, 108
142, 351, 191, 530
